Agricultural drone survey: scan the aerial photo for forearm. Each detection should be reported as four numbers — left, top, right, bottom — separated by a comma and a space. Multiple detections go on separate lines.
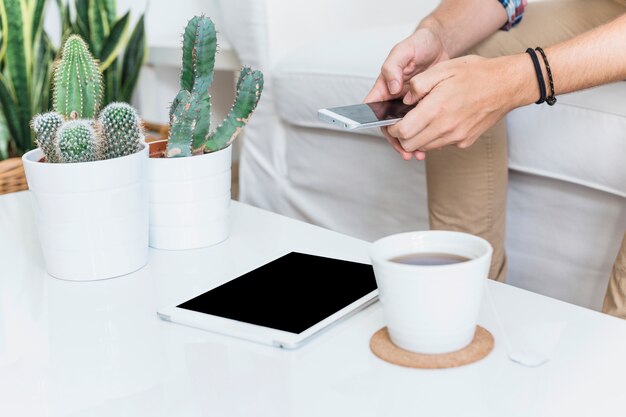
508, 13, 626, 109
419, 0, 508, 58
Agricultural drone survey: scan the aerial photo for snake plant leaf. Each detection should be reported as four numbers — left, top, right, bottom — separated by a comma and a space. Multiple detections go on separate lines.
0, 111, 9, 160
74, 0, 90, 40
29, 0, 46, 42
1, 0, 32, 151
99, 11, 129, 71
120, 14, 146, 103
100, 0, 116, 26
0, 74, 22, 152
0, 6, 4, 63
31, 32, 54, 120
88, 0, 108, 56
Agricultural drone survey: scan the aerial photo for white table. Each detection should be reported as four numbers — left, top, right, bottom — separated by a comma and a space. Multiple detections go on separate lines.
1, 191, 626, 417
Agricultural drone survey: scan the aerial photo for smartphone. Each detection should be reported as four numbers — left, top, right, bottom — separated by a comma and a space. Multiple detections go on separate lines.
318, 99, 415, 130
157, 252, 378, 349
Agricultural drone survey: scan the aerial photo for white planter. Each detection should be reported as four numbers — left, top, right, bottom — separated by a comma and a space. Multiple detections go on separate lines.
147, 145, 232, 250
22, 146, 149, 281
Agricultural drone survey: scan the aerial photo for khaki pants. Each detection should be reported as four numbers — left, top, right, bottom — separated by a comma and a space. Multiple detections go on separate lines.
425, 0, 626, 316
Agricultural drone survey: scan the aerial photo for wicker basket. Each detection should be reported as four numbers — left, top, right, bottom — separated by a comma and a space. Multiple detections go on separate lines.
0, 157, 28, 195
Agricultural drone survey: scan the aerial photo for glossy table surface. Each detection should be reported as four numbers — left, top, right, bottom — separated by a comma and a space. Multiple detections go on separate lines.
2, 191, 626, 417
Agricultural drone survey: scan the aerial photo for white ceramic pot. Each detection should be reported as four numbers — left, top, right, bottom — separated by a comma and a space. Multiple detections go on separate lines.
370, 231, 492, 354
22, 146, 149, 281
147, 145, 232, 250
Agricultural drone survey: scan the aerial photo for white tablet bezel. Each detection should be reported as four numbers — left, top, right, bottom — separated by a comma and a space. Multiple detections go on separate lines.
157, 253, 379, 349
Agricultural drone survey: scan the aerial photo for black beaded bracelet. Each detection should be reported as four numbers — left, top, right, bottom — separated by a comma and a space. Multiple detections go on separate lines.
526, 48, 546, 105
535, 46, 557, 106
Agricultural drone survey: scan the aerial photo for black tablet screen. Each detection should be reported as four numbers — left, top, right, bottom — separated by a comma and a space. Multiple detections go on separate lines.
177, 252, 377, 334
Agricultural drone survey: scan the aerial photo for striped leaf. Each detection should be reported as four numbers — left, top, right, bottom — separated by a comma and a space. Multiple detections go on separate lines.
88, 0, 108, 56
75, 0, 90, 40
99, 11, 128, 71
101, 0, 116, 26
0, 74, 23, 153
1, 0, 32, 151
120, 14, 145, 102
29, 0, 46, 43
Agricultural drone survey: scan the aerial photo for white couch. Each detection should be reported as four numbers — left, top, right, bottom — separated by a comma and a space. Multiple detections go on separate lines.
219, 0, 626, 310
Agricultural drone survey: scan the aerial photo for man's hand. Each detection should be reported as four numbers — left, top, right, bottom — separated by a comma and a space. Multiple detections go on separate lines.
364, 28, 449, 161
387, 54, 531, 153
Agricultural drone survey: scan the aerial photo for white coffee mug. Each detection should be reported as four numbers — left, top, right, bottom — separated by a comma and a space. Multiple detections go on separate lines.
370, 231, 493, 354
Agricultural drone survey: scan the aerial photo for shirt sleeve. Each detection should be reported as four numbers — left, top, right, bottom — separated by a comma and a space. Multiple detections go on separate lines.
499, 0, 527, 30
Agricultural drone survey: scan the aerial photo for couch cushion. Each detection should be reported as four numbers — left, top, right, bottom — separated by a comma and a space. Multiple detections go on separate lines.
273, 25, 626, 198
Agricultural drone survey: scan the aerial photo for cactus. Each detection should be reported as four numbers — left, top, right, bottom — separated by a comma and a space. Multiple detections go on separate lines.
166, 15, 264, 158
29, 35, 144, 164
206, 67, 264, 152
56, 120, 99, 163
98, 102, 144, 160
53, 35, 104, 120
32, 112, 64, 163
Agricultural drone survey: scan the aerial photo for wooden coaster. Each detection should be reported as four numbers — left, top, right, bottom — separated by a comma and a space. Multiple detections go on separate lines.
370, 326, 494, 369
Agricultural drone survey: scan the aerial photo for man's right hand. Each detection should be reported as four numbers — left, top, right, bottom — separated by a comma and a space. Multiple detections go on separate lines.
364, 27, 449, 160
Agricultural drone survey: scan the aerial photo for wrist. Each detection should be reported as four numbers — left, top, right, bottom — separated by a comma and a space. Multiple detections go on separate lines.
503, 54, 544, 110
417, 17, 451, 62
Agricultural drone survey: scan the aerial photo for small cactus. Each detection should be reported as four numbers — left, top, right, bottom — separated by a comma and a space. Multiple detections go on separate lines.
98, 102, 144, 160
53, 35, 104, 120
32, 112, 64, 163
57, 120, 99, 163
166, 15, 264, 158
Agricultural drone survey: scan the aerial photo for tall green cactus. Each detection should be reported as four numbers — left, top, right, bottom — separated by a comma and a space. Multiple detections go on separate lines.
53, 35, 104, 120
56, 120, 99, 163
98, 102, 143, 160
166, 15, 264, 158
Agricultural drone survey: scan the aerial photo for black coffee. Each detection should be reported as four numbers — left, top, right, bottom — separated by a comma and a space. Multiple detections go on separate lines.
389, 253, 470, 266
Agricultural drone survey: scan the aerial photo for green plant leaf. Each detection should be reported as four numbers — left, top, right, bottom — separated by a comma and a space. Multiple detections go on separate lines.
29, 0, 46, 44
101, 0, 115, 26
75, 0, 90, 40
99, 11, 128, 71
0, 117, 8, 160
0, 4, 5, 63
2, 0, 32, 152
0, 74, 23, 153
120, 14, 145, 102
88, 0, 108, 56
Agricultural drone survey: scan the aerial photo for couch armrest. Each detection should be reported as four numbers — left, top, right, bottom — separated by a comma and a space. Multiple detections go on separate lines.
218, 0, 438, 71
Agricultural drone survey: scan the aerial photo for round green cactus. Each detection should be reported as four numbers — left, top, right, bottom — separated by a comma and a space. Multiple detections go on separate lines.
32, 112, 64, 163
98, 102, 144, 160
56, 120, 99, 163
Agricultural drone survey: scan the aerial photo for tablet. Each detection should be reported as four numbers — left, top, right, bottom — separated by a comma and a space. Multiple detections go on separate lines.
157, 252, 378, 349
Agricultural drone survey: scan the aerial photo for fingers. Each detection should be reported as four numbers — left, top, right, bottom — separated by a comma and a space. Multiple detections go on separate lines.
381, 42, 415, 95
381, 126, 413, 160
403, 65, 451, 105
364, 75, 392, 103
386, 103, 433, 145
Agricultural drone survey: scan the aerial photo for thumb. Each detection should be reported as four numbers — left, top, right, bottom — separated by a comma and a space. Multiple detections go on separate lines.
381, 42, 414, 95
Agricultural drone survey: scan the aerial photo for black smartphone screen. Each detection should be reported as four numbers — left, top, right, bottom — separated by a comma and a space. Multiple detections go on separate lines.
177, 252, 377, 334
328, 99, 415, 124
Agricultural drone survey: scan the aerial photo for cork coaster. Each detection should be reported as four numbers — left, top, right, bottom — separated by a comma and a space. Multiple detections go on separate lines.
370, 326, 494, 369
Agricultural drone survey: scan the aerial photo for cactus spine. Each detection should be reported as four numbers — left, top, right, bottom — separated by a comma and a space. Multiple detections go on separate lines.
32, 113, 64, 163
167, 15, 264, 157
98, 102, 144, 160
53, 35, 104, 120
56, 121, 99, 163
